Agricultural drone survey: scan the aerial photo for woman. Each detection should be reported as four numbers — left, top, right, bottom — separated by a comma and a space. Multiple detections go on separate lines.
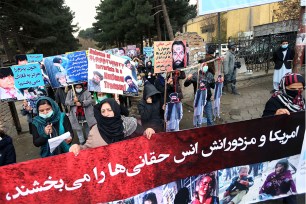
263, 72, 305, 116
69, 98, 155, 156
0, 129, 16, 166
65, 83, 96, 144
32, 96, 74, 158
138, 83, 164, 132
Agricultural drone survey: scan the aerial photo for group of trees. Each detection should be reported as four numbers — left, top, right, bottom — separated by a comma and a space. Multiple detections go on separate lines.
0, 0, 79, 62
0, 0, 196, 62
85, 0, 196, 50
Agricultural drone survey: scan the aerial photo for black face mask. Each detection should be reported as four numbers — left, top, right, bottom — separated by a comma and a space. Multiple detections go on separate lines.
286, 89, 299, 98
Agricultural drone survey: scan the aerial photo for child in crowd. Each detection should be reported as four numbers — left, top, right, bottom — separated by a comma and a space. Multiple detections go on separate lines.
222, 166, 254, 204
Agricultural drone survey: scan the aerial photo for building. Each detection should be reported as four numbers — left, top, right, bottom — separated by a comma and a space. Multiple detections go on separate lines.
183, 3, 280, 43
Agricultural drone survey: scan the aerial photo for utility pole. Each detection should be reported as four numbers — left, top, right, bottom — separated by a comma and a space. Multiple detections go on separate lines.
293, 4, 305, 73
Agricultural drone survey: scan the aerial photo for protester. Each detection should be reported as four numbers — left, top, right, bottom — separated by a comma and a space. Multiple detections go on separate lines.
154, 73, 166, 104
65, 84, 96, 144
69, 98, 155, 156
184, 63, 215, 126
55, 87, 68, 113
0, 129, 16, 166
94, 92, 129, 116
259, 159, 297, 198
32, 96, 74, 158
138, 83, 164, 133
21, 99, 37, 134
223, 43, 240, 95
262, 73, 305, 116
272, 40, 295, 92
222, 166, 254, 204
192, 173, 219, 204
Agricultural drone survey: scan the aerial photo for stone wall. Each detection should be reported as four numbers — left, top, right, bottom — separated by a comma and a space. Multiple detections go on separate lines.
0, 102, 18, 136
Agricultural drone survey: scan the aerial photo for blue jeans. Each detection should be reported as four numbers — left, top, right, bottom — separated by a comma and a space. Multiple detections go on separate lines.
204, 100, 214, 126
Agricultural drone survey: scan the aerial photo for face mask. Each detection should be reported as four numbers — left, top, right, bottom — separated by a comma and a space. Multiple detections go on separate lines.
286, 89, 299, 98
75, 88, 82, 93
161, 73, 166, 78
281, 44, 288, 49
39, 110, 53, 119
98, 96, 107, 101
202, 65, 208, 73
137, 80, 143, 86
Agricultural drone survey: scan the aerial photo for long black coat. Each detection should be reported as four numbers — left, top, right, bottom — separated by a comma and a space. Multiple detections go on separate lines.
0, 134, 16, 166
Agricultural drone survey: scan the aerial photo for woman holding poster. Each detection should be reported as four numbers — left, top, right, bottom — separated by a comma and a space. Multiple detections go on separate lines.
69, 98, 156, 156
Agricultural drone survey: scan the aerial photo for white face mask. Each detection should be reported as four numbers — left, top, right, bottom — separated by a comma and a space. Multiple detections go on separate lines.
98, 96, 107, 101
39, 110, 53, 119
75, 88, 82, 93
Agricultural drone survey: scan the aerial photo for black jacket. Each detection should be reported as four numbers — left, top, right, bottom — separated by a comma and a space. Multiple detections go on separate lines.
273, 48, 295, 70
138, 83, 164, 132
0, 134, 16, 166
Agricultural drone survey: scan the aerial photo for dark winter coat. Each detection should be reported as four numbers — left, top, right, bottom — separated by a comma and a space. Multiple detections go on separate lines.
0, 134, 16, 166
273, 47, 295, 70
138, 83, 164, 132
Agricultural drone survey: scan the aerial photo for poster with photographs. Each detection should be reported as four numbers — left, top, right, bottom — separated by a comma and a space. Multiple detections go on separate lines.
143, 46, 154, 66
43, 51, 88, 88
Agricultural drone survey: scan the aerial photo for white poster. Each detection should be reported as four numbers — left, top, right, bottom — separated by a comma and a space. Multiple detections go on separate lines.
198, 0, 283, 15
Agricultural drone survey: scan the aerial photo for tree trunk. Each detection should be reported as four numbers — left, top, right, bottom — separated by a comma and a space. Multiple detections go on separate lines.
160, 0, 174, 40
155, 13, 162, 41
13, 30, 25, 54
0, 30, 14, 62
293, 6, 305, 73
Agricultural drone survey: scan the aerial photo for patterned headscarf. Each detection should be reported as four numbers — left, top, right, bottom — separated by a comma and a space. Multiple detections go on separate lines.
274, 73, 305, 112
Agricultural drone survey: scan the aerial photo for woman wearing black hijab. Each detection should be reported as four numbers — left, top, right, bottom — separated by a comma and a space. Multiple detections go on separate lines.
69, 98, 155, 155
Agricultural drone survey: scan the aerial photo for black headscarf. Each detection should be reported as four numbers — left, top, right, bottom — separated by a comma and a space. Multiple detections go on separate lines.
93, 98, 124, 144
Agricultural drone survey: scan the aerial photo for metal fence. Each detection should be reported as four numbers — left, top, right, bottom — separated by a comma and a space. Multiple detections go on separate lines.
233, 32, 297, 72
207, 32, 297, 73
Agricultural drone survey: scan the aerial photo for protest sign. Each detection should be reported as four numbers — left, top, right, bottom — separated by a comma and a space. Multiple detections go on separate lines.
154, 41, 173, 73
143, 47, 154, 66
87, 48, 125, 94
43, 51, 88, 88
0, 112, 304, 203
26, 54, 43, 63
127, 45, 137, 58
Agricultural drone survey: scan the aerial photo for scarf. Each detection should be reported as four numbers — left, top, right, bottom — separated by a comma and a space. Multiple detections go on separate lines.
273, 73, 305, 112
32, 96, 62, 137
94, 98, 124, 144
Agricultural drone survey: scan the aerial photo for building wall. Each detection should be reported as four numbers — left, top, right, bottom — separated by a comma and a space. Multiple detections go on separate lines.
184, 3, 279, 42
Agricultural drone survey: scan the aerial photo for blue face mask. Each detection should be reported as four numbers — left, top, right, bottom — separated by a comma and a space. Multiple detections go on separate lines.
39, 110, 53, 119
98, 96, 108, 101
281, 44, 288, 49
202, 65, 208, 73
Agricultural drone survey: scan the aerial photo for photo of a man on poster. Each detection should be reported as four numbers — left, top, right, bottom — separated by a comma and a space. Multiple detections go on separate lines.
172, 41, 186, 70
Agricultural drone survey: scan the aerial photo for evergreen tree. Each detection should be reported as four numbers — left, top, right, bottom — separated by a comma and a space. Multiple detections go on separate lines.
0, 0, 79, 58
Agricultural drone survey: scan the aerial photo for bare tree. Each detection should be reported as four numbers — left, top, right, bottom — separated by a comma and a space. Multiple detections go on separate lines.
273, 0, 300, 21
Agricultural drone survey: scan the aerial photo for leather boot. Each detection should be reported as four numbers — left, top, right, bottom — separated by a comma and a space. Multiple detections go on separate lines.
231, 84, 240, 95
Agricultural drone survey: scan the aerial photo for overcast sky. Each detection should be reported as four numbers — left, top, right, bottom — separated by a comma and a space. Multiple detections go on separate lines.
65, 0, 197, 31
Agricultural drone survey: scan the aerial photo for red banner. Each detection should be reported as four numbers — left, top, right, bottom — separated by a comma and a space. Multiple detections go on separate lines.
0, 112, 304, 203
